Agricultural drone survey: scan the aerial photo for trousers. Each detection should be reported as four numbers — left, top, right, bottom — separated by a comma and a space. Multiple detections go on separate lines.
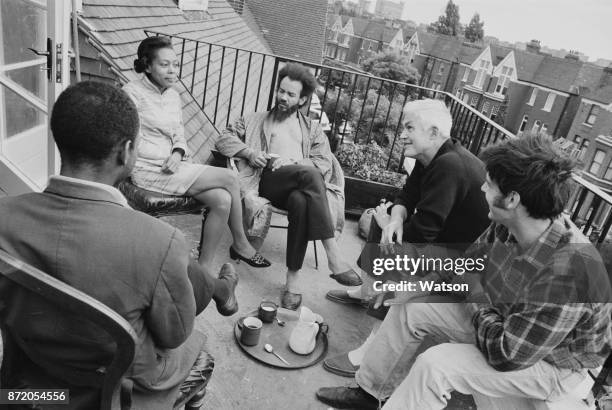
259, 164, 335, 270
355, 296, 586, 410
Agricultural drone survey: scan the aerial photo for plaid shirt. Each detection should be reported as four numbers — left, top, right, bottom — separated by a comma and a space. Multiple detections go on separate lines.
464, 217, 612, 371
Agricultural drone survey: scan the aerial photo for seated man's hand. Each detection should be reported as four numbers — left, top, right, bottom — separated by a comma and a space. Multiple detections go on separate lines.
271, 157, 298, 171
248, 150, 268, 168
373, 201, 393, 228
161, 151, 182, 174
379, 217, 403, 255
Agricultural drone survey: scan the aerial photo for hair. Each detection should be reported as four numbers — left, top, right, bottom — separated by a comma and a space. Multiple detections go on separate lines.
50, 81, 139, 167
480, 132, 576, 219
277, 63, 318, 99
402, 99, 452, 138
133, 36, 173, 73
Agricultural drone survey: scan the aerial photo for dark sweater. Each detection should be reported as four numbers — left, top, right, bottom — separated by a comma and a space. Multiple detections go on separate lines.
394, 139, 490, 249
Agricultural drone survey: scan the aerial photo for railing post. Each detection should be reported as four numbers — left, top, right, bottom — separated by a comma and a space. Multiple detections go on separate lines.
190, 42, 199, 94
355, 76, 372, 142
240, 52, 253, 117
226, 49, 240, 127
213, 46, 226, 125
255, 55, 266, 112
267, 58, 281, 111
179, 38, 186, 79
202, 44, 212, 109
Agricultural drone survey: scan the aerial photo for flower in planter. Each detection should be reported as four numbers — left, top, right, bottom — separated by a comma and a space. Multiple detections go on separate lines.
336, 142, 407, 188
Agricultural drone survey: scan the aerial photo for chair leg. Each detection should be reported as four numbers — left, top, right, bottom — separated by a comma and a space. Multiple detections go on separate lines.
198, 207, 210, 256
312, 240, 318, 270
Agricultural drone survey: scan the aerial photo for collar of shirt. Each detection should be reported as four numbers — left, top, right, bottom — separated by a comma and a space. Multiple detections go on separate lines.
47, 175, 130, 208
141, 74, 167, 95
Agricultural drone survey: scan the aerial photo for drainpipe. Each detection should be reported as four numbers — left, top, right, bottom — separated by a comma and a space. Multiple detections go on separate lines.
552, 92, 575, 138
72, 0, 81, 81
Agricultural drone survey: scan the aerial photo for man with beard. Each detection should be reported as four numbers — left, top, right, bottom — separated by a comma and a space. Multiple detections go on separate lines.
216, 63, 359, 310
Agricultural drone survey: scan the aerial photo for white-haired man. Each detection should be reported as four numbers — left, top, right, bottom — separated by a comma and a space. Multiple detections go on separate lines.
323, 99, 490, 377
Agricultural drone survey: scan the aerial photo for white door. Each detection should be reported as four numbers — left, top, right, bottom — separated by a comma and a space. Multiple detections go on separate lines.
0, 0, 70, 194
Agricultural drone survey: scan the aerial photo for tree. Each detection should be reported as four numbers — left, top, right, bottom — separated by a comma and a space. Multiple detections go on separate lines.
428, 0, 461, 37
360, 52, 420, 85
464, 13, 484, 43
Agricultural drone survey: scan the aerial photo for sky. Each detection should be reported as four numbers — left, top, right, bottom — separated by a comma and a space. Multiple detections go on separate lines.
366, 0, 612, 62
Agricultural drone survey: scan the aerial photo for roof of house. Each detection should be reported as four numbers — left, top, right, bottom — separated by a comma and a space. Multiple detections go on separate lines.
333, 15, 400, 43
243, 0, 327, 64
414, 31, 483, 65
79, 0, 273, 163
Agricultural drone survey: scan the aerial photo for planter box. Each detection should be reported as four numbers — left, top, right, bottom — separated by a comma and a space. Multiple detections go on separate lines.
344, 176, 401, 217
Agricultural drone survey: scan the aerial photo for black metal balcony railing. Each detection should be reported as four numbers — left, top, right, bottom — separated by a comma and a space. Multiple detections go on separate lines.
145, 30, 612, 244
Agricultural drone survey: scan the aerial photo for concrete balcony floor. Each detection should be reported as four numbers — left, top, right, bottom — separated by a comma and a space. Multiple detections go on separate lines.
163, 213, 475, 410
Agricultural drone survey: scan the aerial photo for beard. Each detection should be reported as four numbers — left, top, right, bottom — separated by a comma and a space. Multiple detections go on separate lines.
271, 102, 300, 122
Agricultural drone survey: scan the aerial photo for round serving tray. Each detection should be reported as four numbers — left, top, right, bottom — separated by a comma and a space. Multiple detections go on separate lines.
234, 307, 328, 369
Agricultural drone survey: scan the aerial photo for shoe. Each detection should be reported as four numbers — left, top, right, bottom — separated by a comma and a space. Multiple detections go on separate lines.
217, 263, 239, 316
315, 386, 381, 410
329, 269, 363, 286
323, 353, 360, 377
326, 290, 368, 307
281, 289, 302, 310
229, 247, 271, 268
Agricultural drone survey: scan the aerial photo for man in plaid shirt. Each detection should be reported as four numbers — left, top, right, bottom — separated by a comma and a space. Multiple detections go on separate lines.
316, 134, 612, 409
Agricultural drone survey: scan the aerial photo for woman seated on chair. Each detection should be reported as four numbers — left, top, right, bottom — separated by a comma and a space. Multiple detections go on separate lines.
123, 36, 269, 268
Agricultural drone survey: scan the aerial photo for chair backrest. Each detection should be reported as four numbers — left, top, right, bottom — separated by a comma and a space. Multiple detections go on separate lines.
0, 249, 137, 410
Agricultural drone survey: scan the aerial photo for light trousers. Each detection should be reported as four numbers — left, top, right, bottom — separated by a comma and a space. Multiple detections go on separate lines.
354, 296, 586, 410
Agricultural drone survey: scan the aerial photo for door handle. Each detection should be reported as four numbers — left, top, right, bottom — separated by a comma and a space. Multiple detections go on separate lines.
27, 38, 53, 80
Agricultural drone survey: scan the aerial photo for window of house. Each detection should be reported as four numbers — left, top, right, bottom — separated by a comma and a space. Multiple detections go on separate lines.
495, 66, 513, 96
541, 123, 548, 134
586, 105, 600, 125
589, 149, 605, 175
543, 93, 556, 112
462, 68, 470, 82
518, 115, 528, 135
532, 120, 542, 133
431, 82, 441, 90
482, 101, 491, 115
527, 88, 538, 106
470, 95, 478, 107
473, 60, 490, 89
604, 162, 612, 181
490, 105, 499, 120
463, 94, 470, 104
438, 64, 445, 75
579, 139, 590, 160
342, 35, 350, 46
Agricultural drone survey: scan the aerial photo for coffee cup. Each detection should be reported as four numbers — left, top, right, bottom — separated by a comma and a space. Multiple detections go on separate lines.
266, 153, 280, 169
258, 301, 278, 323
240, 317, 262, 346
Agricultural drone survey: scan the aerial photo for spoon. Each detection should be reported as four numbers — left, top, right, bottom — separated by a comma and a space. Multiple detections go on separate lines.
276, 317, 286, 326
264, 343, 290, 365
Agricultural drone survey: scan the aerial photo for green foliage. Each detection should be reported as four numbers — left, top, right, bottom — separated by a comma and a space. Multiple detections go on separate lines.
336, 142, 406, 187
428, 0, 462, 37
464, 13, 484, 43
360, 52, 420, 85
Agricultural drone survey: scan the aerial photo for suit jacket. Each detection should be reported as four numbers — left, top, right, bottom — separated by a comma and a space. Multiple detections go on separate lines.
216, 110, 345, 239
0, 177, 205, 409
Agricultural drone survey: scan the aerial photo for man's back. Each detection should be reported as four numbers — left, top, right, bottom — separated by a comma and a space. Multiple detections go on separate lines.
0, 179, 196, 393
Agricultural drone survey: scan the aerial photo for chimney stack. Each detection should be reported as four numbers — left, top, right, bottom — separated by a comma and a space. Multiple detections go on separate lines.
564, 50, 580, 61
526, 39, 541, 54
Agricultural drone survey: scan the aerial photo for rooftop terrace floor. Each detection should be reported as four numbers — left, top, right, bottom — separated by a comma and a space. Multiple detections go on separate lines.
164, 213, 475, 409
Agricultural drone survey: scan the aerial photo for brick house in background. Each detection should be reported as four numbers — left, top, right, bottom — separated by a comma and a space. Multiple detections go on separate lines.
565, 68, 612, 191
324, 14, 405, 65
453, 40, 605, 141
403, 31, 483, 93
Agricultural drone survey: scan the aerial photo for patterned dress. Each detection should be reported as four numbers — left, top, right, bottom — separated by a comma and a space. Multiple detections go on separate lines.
123, 76, 206, 195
